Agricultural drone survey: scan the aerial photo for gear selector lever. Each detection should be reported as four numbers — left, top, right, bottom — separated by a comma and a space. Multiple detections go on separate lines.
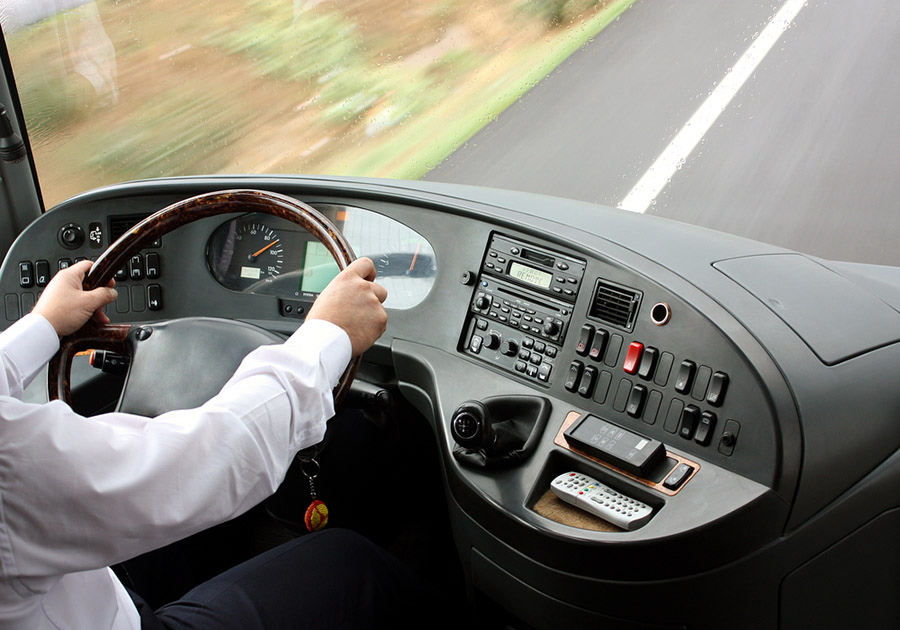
450, 395, 550, 468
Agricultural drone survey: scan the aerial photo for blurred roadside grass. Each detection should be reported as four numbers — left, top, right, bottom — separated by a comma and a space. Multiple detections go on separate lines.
6, 0, 635, 207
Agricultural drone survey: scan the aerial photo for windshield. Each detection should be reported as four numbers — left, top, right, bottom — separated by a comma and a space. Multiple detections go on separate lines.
1, 0, 898, 265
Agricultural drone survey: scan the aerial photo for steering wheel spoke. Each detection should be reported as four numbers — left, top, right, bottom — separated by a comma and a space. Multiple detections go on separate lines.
48, 322, 130, 403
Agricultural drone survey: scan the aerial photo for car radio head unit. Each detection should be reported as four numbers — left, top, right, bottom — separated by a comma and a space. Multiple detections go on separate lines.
460, 233, 587, 387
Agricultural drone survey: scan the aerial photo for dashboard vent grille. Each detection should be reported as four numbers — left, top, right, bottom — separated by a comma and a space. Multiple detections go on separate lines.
109, 213, 151, 241
589, 280, 641, 330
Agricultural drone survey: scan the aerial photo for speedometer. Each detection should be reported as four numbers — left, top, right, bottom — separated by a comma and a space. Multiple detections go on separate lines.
207, 217, 287, 292
234, 222, 284, 282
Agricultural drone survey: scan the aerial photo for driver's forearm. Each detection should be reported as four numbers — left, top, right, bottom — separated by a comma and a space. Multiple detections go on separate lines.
0, 313, 59, 398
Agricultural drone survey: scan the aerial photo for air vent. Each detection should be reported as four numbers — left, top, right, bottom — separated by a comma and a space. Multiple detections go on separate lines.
108, 213, 151, 241
588, 280, 642, 330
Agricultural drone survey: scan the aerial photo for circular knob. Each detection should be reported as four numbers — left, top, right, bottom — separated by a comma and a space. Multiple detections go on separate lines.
501, 339, 519, 356
485, 332, 501, 350
58, 223, 85, 250
475, 296, 490, 311
542, 319, 560, 336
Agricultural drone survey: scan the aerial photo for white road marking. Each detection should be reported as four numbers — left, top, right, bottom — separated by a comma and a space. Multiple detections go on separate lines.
617, 0, 808, 213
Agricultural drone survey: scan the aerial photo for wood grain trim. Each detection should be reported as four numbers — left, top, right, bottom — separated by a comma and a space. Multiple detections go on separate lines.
554, 411, 698, 496
49, 323, 130, 403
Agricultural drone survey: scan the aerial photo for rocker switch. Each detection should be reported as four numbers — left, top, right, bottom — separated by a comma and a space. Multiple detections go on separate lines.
623, 342, 644, 374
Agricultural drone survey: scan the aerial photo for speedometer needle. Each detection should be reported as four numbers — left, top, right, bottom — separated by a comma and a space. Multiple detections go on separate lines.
249, 239, 280, 261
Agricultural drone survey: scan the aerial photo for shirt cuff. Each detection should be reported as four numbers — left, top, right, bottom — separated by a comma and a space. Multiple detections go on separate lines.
1, 313, 60, 378
285, 319, 353, 388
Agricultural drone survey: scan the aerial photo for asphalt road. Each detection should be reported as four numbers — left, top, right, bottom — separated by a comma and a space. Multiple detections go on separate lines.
425, 0, 900, 266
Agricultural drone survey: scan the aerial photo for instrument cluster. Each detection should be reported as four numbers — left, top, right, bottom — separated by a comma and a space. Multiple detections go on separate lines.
205, 203, 436, 310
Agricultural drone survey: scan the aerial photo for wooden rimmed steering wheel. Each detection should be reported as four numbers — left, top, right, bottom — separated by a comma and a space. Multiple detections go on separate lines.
47, 189, 358, 411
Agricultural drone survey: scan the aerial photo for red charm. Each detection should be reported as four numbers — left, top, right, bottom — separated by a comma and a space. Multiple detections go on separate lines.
304, 499, 329, 532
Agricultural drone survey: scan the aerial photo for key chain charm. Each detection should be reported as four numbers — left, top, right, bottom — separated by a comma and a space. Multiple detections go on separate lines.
298, 453, 329, 532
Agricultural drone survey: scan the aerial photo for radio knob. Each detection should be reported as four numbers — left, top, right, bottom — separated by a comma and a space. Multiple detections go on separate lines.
543, 319, 561, 336
485, 332, 502, 350
501, 339, 519, 356
475, 296, 491, 311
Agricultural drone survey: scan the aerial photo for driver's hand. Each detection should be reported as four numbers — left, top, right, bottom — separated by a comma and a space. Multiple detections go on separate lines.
307, 257, 388, 356
33, 260, 118, 337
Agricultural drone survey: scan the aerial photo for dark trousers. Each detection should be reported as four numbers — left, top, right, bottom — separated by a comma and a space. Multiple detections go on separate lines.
130, 529, 437, 629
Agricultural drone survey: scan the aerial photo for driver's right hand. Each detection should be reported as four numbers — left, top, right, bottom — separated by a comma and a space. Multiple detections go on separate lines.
306, 257, 388, 356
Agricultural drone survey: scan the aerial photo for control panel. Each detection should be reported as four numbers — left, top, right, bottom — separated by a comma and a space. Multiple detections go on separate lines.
459, 232, 770, 481
5, 213, 165, 324
460, 234, 586, 386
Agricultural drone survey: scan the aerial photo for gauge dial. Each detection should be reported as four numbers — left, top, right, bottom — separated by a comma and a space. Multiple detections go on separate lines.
373, 238, 437, 309
234, 222, 284, 282
207, 218, 287, 292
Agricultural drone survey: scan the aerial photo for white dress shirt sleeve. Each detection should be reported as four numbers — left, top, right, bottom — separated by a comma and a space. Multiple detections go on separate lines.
0, 315, 352, 583
0, 313, 60, 398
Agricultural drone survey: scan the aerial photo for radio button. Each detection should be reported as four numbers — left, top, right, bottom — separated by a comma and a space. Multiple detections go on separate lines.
538, 363, 552, 382
543, 319, 561, 337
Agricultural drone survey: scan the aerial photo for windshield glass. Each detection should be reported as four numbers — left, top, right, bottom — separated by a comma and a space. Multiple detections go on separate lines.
1, 0, 898, 266
0, 0, 632, 203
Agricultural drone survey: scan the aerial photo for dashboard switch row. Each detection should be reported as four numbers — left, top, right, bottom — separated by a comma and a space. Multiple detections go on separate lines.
675, 360, 729, 407
19, 259, 75, 288
678, 404, 717, 445
115, 252, 161, 282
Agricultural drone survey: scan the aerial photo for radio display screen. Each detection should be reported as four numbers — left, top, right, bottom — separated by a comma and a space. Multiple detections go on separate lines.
509, 261, 553, 289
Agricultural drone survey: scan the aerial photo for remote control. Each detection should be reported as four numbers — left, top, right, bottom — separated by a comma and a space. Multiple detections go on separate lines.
550, 472, 654, 531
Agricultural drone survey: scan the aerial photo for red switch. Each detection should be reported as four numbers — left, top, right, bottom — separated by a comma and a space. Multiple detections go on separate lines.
623, 342, 644, 374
